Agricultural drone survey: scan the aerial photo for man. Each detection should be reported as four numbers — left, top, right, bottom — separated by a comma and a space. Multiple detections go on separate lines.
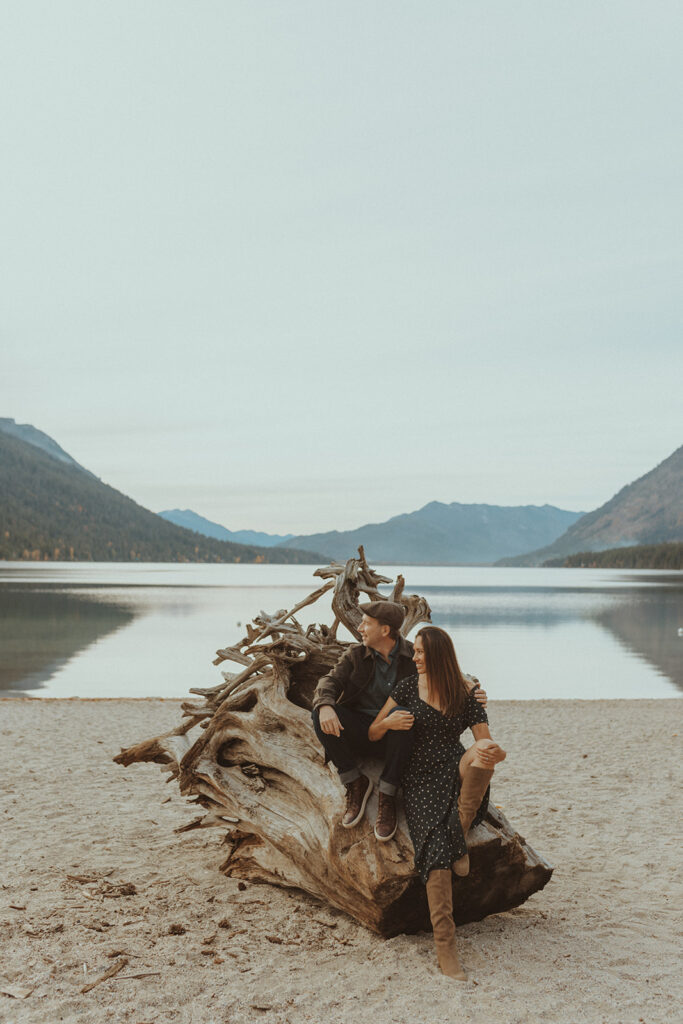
311, 600, 487, 842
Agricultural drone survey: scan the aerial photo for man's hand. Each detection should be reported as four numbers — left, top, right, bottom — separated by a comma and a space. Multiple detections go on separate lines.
474, 685, 488, 708
384, 710, 414, 731
319, 705, 343, 737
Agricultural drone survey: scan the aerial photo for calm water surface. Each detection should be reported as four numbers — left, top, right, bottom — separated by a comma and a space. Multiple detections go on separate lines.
0, 562, 681, 699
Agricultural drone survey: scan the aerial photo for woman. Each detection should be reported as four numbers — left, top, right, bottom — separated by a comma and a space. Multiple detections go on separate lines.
369, 626, 506, 981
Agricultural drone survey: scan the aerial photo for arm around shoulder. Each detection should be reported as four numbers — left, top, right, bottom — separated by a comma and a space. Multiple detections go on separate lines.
465, 674, 488, 708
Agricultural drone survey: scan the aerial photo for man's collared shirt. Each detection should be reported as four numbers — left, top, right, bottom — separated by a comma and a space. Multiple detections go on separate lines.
355, 639, 400, 716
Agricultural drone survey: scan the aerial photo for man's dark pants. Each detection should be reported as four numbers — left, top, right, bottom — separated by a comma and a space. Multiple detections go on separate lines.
311, 704, 415, 796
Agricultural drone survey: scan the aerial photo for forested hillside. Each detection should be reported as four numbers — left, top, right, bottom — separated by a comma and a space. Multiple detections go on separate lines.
499, 446, 683, 566
545, 542, 683, 570
0, 431, 321, 563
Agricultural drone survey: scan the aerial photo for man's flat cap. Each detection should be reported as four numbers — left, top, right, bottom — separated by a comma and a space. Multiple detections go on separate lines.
358, 600, 405, 632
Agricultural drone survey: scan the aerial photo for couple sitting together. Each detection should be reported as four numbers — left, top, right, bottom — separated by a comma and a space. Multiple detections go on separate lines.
311, 601, 506, 982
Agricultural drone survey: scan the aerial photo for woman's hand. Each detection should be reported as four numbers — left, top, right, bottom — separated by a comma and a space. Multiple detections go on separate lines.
369, 699, 414, 740
475, 739, 506, 767
384, 709, 415, 731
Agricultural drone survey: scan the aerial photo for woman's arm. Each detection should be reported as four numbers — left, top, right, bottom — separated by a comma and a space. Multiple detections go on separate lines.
368, 698, 414, 741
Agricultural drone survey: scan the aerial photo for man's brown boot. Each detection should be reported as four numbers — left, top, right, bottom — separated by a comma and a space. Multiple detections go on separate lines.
374, 791, 397, 842
425, 869, 467, 980
452, 766, 493, 877
342, 774, 373, 828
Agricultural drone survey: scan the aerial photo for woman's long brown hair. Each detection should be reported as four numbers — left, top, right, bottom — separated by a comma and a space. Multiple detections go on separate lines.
416, 626, 468, 717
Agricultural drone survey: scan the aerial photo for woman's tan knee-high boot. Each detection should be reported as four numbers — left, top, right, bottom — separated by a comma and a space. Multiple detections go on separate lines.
425, 869, 467, 980
452, 766, 494, 877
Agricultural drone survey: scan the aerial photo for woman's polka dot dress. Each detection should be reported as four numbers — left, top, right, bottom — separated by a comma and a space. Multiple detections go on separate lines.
393, 674, 490, 884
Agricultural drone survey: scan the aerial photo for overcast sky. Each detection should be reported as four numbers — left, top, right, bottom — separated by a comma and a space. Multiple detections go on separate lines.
2, 1, 681, 533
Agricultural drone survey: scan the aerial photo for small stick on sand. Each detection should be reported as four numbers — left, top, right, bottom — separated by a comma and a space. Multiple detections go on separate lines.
80, 957, 128, 993
112, 971, 161, 981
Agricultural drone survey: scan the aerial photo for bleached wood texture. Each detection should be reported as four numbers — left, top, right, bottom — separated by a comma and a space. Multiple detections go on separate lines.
115, 548, 552, 936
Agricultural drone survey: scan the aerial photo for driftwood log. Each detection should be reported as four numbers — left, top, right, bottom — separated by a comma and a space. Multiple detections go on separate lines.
115, 548, 552, 936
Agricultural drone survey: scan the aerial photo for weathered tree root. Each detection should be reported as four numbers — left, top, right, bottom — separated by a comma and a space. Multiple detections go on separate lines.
115, 548, 552, 936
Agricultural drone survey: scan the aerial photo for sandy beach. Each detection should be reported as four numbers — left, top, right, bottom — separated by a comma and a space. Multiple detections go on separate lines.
0, 697, 681, 1024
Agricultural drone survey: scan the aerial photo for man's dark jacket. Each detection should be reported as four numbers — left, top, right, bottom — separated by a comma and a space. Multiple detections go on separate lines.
311, 636, 415, 712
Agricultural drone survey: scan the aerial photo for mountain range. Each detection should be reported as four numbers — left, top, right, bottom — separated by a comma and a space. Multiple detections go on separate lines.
159, 508, 293, 548
160, 444, 682, 565
280, 502, 583, 564
497, 445, 683, 566
3, 417, 680, 566
0, 420, 322, 564
0, 417, 94, 477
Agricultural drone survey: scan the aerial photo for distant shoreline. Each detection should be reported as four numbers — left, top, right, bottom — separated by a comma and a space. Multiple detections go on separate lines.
542, 540, 683, 570
2, 555, 682, 569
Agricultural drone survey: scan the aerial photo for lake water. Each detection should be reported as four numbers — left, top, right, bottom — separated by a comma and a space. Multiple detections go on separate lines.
0, 562, 681, 700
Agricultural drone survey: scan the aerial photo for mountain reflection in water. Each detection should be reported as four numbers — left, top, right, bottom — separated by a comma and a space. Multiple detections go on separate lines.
596, 587, 682, 690
0, 565, 680, 698
416, 578, 682, 695
0, 588, 134, 695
